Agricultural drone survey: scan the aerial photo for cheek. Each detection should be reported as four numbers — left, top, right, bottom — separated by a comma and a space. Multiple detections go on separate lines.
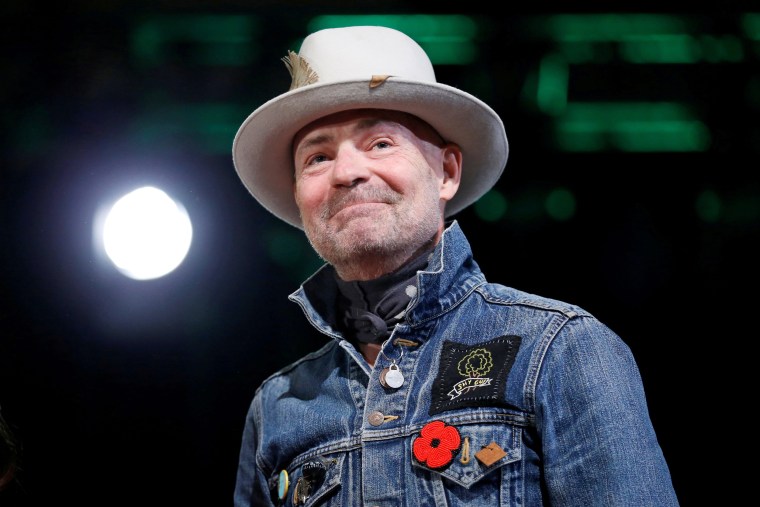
294, 179, 325, 216
394, 154, 441, 195
378, 152, 428, 190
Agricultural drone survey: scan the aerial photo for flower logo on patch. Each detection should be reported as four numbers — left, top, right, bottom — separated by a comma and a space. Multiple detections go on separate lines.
458, 348, 493, 377
446, 347, 495, 400
412, 420, 461, 469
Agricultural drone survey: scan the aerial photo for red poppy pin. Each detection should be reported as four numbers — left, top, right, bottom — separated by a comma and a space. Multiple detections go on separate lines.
412, 420, 461, 469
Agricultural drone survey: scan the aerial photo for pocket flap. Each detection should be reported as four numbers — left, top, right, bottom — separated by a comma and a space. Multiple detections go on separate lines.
411, 420, 521, 488
279, 452, 344, 506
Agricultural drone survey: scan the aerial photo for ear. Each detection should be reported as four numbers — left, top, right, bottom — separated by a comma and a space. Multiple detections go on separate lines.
439, 143, 462, 202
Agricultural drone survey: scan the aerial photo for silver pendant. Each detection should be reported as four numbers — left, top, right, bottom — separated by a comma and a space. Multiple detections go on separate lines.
383, 362, 404, 388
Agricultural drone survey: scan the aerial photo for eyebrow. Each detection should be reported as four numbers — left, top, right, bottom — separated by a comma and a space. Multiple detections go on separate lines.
296, 133, 333, 153
295, 118, 387, 154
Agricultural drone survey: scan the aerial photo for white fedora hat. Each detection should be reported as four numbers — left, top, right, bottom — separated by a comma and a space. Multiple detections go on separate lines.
232, 25, 509, 229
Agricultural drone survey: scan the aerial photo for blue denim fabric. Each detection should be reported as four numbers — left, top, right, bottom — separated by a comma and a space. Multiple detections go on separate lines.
234, 221, 679, 506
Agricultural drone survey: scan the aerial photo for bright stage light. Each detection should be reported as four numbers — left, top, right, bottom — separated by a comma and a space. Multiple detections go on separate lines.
100, 186, 193, 280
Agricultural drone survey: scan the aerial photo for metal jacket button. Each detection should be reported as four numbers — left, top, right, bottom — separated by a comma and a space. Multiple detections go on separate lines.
368, 411, 384, 426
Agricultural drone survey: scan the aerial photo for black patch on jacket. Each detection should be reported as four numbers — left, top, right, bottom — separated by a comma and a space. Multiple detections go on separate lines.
429, 336, 521, 416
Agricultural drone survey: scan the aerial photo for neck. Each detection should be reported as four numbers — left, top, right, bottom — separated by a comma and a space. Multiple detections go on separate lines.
333, 231, 440, 282
335, 256, 410, 281
359, 342, 382, 366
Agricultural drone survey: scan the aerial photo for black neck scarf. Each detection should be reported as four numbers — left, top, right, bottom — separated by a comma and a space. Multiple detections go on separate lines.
334, 251, 431, 344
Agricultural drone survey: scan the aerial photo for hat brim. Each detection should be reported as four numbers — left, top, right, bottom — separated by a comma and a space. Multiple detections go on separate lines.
232, 78, 509, 230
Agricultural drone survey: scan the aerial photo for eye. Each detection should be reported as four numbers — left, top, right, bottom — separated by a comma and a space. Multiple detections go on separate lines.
297, 153, 330, 176
305, 153, 329, 166
371, 139, 392, 150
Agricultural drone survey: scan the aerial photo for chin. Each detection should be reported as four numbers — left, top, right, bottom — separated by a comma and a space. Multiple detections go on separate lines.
329, 232, 396, 260
334, 216, 391, 237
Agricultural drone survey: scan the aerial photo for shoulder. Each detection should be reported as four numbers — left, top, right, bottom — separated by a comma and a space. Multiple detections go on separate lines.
253, 340, 341, 397
475, 282, 594, 320
472, 283, 628, 355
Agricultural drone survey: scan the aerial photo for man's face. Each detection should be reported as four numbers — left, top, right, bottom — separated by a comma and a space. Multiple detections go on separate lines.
292, 109, 461, 280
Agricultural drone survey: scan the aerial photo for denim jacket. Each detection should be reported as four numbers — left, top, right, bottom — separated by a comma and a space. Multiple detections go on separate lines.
234, 221, 679, 506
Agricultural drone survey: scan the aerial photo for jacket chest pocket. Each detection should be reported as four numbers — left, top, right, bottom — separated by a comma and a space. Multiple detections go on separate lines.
271, 453, 344, 507
410, 419, 522, 500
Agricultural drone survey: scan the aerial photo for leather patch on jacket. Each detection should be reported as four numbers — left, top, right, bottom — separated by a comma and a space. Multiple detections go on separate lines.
429, 336, 521, 416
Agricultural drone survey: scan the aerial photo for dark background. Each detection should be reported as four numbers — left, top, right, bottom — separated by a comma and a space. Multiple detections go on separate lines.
1, 2, 757, 506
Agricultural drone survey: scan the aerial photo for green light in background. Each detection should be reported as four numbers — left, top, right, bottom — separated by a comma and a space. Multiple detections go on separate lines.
545, 188, 576, 221
190, 103, 249, 152
611, 121, 710, 152
131, 15, 258, 67
539, 14, 690, 42
538, 14, 744, 64
308, 14, 477, 38
554, 102, 711, 152
693, 188, 760, 225
619, 34, 700, 63
553, 124, 607, 151
558, 35, 743, 64
742, 14, 760, 58
695, 189, 722, 223
419, 39, 476, 65
700, 34, 744, 63
723, 192, 760, 224
473, 189, 508, 222
536, 54, 568, 115
741, 13, 760, 40
558, 40, 614, 64
130, 103, 250, 153
307, 15, 478, 64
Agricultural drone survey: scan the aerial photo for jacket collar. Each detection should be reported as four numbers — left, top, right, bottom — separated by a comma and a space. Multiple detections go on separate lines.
290, 220, 485, 336
408, 220, 486, 325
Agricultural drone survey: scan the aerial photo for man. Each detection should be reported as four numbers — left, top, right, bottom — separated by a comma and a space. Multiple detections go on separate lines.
231, 25, 678, 506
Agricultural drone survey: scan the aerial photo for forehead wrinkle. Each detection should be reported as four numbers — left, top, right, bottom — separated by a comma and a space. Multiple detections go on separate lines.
294, 118, 385, 159
306, 118, 383, 144
294, 111, 444, 162
354, 117, 384, 131
296, 132, 333, 153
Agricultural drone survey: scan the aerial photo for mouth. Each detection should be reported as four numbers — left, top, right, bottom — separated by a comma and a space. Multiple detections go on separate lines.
330, 201, 387, 220
323, 187, 400, 221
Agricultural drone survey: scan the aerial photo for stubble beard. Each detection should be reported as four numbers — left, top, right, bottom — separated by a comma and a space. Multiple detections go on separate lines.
302, 184, 443, 276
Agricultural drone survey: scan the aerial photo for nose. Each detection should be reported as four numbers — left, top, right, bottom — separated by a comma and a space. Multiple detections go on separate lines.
330, 144, 370, 187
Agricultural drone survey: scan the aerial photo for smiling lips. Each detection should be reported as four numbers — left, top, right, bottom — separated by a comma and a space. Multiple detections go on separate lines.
323, 188, 400, 220
331, 200, 387, 220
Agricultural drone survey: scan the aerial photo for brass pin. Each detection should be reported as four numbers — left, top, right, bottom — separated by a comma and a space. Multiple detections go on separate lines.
460, 436, 471, 464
